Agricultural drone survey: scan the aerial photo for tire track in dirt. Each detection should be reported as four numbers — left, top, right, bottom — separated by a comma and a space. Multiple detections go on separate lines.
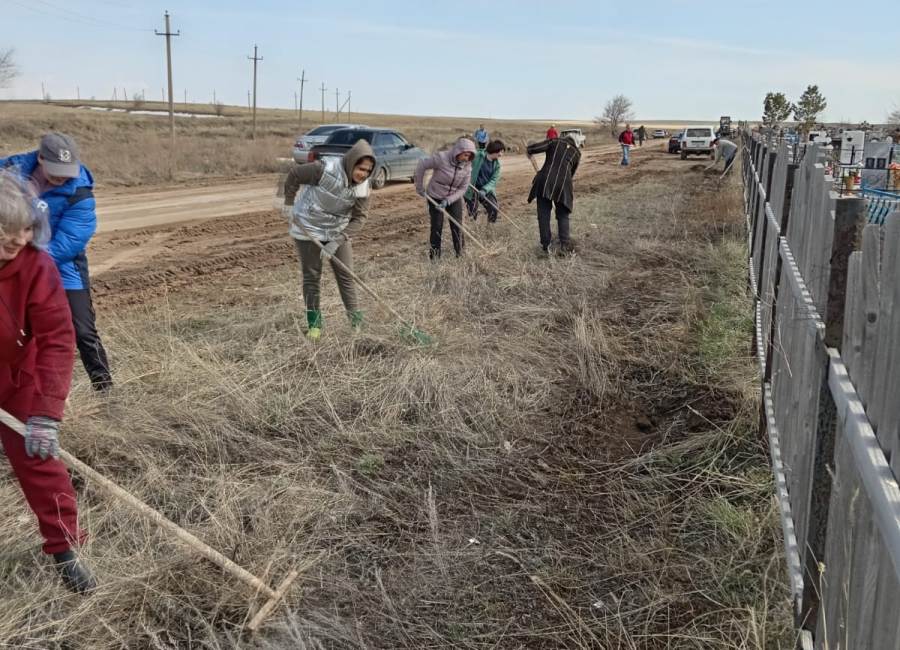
90, 143, 663, 307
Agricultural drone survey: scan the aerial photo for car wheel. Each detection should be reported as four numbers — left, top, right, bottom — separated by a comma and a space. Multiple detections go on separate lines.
371, 167, 387, 190
680, 151, 687, 160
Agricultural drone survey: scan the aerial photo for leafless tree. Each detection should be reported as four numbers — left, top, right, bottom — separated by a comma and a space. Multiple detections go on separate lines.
889, 108, 900, 126
596, 94, 634, 136
0, 48, 18, 88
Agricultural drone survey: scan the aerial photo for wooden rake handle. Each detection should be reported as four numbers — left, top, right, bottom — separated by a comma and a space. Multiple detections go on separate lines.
291, 220, 420, 332
467, 183, 528, 236
0, 407, 280, 600
523, 139, 540, 173
423, 194, 489, 252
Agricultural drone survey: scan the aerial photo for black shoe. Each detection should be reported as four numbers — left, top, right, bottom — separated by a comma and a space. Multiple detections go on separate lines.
91, 377, 113, 394
53, 550, 97, 594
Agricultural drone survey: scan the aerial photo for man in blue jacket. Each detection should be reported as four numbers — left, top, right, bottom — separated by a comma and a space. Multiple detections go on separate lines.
0, 133, 113, 392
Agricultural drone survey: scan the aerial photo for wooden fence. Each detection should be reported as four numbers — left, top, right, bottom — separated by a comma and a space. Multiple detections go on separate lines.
743, 131, 900, 649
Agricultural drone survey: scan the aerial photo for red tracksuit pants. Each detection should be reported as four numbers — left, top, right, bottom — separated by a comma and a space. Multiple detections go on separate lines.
1, 423, 84, 554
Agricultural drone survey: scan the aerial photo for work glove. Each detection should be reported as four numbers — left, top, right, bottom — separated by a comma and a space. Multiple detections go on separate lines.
281, 203, 293, 219
438, 199, 448, 210
477, 189, 487, 198
24, 416, 60, 460
320, 235, 345, 260
416, 187, 426, 198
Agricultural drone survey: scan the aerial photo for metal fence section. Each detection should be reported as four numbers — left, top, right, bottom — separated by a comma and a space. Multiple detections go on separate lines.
743, 130, 900, 649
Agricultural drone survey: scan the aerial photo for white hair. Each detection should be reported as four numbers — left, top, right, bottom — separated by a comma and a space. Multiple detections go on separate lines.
0, 171, 51, 248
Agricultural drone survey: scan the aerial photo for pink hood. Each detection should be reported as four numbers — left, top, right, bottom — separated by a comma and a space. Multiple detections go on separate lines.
414, 138, 476, 205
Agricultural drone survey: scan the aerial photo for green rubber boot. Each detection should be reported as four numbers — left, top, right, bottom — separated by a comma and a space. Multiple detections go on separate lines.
349, 310, 364, 331
306, 310, 322, 341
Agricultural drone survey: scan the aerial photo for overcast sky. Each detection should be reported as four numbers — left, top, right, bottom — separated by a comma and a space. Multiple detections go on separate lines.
2, 0, 898, 123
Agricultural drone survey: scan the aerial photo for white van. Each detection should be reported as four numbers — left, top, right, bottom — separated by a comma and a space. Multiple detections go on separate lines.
679, 126, 716, 159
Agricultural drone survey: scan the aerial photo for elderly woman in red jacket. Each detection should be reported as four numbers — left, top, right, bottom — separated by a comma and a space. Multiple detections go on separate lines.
0, 172, 95, 593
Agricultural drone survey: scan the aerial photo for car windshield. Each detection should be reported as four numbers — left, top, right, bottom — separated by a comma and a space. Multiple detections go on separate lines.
307, 125, 347, 136
686, 128, 712, 137
327, 130, 374, 145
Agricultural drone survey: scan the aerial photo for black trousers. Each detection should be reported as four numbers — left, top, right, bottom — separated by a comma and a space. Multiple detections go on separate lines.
465, 191, 499, 222
66, 289, 112, 390
536, 197, 571, 250
428, 197, 464, 258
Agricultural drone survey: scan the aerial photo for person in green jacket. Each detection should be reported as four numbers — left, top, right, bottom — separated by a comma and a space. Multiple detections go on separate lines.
464, 139, 505, 223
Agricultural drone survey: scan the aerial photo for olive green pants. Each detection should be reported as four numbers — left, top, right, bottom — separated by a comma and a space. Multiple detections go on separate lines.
294, 239, 358, 313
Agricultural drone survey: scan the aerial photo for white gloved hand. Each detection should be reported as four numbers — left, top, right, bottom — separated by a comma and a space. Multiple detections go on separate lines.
320, 235, 345, 260
281, 204, 293, 219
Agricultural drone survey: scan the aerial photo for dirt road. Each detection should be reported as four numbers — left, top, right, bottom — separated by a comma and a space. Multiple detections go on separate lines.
89, 141, 667, 307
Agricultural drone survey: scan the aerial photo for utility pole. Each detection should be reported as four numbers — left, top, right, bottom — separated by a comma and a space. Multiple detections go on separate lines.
347, 90, 351, 121
320, 82, 326, 122
247, 90, 251, 111
297, 69, 306, 129
213, 89, 217, 104
155, 10, 179, 155
184, 89, 187, 105
247, 45, 262, 139
113, 88, 117, 102
335, 88, 340, 118
41, 82, 46, 101
76, 86, 80, 101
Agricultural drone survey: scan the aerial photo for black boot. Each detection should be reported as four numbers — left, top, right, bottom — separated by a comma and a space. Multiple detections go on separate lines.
53, 549, 97, 594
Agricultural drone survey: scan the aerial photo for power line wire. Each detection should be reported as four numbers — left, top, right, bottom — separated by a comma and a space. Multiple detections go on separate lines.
6, 0, 153, 32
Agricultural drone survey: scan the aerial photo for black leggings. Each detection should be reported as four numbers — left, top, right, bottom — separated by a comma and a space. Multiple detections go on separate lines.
536, 197, 571, 250
428, 197, 464, 258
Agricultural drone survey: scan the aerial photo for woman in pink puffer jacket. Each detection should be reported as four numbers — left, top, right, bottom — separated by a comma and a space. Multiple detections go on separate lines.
414, 138, 476, 259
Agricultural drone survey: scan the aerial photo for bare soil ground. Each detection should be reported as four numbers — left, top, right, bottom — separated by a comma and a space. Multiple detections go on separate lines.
87, 141, 658, 305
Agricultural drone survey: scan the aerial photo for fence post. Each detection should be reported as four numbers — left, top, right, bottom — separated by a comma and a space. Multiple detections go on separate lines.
753, 149, 779, 292
797, 197, 866, 635
763, 163, 798, 383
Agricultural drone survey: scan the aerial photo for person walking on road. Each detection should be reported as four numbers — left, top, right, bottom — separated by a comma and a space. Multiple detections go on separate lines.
546, 124, 559, 140
282, 139, 376, 341
473, 124, 489, 150
414, 138, 476, 260
637, 125, 646, 147
0, 172, 96, 593
618, 124, 635, 165
526, 135, 581, 255
0, 133, 113, 392
465, 140, 505, 223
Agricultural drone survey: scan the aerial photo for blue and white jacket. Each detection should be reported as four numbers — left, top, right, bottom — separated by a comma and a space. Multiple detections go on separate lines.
0, 150, 97, 290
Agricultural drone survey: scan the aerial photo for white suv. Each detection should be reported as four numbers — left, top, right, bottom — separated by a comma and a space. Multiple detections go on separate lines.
560, 128, 586, 148
679, 126, 716, 159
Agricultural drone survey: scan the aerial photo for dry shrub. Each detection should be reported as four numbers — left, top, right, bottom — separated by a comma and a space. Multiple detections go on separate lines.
0, 165, 791, 648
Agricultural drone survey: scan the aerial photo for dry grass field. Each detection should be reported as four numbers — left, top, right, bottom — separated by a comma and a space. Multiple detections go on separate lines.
0, 107, 792, 647
0, 100, 613, 187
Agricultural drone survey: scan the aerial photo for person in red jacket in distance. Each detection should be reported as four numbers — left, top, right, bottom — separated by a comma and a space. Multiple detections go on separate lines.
618, 124, 635, 166
0, 172, 95, 593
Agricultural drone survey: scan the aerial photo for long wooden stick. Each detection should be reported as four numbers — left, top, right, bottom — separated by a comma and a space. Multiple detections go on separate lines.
523, 139, 540, 173
292, 220, 425, 333
467, 183, 528, 236
0, 406, 301, 627
423, 194, 489, 253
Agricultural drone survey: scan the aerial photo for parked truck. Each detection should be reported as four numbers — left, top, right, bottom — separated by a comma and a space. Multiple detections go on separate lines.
719, 116, 732, 137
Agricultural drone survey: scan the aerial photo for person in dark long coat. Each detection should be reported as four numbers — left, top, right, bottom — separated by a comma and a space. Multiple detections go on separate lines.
526, 135, 581, 255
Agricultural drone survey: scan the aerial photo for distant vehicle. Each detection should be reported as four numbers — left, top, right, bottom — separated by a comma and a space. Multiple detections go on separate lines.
668, 131, 684, 154
309, 127, 429, 189
651, 129, 668, 139
679, 126, 716, 159
292, 123, 369, 163
719, 116, 732, 137
559, 128, 586, 148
